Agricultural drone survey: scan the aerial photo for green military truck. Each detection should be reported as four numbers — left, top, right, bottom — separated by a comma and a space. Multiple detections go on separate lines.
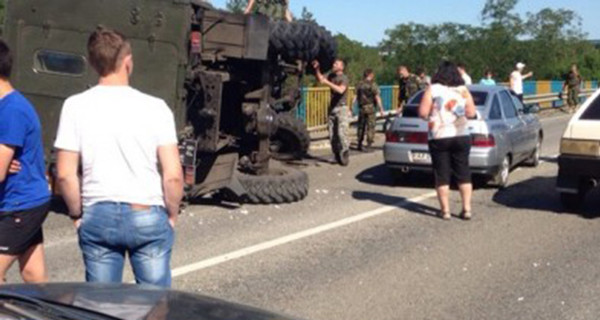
3, 0, 336, 204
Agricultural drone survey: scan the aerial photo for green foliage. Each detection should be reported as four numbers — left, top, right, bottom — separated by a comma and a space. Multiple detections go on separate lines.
378, 0, 600, 82
226, 0, 246, 14
335, 34, 384, 85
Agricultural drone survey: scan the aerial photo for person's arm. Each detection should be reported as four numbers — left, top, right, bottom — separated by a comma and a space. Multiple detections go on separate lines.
523, 72, 534, 80
376, 95, 384, 114
462, 88, 477, 119
0, 144, 15, 183
56, 150, 82, 223
318, 75, 347, 95
158, 144, 184, 227
285, 8, 293, 22
509, 73, 515, 90
418, 88, 433, 120
244, 0, 256, 14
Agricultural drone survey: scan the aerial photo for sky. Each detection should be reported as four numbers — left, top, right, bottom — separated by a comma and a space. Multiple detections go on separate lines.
209, 0, 600, 46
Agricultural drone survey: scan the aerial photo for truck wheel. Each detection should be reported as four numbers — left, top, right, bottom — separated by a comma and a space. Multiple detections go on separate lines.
271, 114, 310, 161
313, 25, 337, 72
269, 21, 319, 62
238, 167, 309, 204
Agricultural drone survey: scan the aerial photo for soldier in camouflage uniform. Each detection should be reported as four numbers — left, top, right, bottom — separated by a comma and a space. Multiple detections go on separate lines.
355, 69, 384, 152
397, 65, 420, 114
313, 59, 351, 166
245, 0, 293, 22
562, 64, 583, 114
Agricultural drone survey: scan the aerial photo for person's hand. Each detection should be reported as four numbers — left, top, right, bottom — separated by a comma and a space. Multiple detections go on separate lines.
8, 160, 21, 174
168, 216, 177, 229
311, 60, 320, 71
73, 218, 82, 230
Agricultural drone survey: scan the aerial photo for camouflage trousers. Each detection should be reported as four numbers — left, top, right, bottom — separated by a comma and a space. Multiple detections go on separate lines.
357, 104, 376, 147
567, 88, 580, 109
328, 105, 350, 154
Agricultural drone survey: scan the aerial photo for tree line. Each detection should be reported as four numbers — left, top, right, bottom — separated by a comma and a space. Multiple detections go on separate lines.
227, 0, 600, 86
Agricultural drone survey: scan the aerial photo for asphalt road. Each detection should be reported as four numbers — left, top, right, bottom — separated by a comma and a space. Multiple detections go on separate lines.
8, 112, 600, 320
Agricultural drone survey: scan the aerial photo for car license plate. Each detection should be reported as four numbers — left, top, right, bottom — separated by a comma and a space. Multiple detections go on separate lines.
412, 151, 431, 163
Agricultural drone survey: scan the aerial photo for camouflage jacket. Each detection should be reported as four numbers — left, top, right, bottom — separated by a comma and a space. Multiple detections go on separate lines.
356, 80, 380, 107
254, 0, 288, 20
398, 74, 420, 103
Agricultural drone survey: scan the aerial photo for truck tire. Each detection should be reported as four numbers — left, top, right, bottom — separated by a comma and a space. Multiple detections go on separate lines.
269, 21, 319, 62
238, 167, 309, 204
271, 114, 310, 160
314, 25, 337, 72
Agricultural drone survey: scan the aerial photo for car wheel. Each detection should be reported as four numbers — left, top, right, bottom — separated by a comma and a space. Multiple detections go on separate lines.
492, 156, 510, 189
525, 138, 542, 167
560, 192, 585, 212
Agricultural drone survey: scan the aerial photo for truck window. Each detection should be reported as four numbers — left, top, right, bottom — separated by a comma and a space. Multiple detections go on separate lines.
33, 50, 86, 76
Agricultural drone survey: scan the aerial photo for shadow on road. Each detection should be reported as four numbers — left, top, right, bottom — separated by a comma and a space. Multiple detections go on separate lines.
355, 164, 434, 189
352, 191, 440, 219
493, 176, 600, 219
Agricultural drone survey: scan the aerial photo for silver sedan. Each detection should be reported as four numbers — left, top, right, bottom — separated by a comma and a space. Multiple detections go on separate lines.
383, 85, 543, 188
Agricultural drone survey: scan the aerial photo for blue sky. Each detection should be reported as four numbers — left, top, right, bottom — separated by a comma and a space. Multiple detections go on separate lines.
209, 0, 600, 46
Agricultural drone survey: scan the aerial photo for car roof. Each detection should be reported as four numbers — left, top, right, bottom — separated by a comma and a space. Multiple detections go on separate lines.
467, 84, 507, 94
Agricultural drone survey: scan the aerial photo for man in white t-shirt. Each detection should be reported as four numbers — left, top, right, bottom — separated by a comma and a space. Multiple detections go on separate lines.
457, 63, 472, 85
54, 28, 183, 287
510, 62, 534, 102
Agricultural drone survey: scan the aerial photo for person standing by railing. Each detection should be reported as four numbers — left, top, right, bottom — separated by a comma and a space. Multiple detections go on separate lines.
355, 69, 384, 152
313, 59, 351, 166
561, 64, 583, 114
510, 62, 533, 103
479, 70, 496, 86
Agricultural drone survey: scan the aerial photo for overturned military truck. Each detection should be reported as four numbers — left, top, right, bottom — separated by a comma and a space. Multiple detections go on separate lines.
3, 0, 337, 204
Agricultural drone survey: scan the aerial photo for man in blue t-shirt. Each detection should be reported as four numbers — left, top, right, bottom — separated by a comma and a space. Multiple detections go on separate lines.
0, 40, 50, 284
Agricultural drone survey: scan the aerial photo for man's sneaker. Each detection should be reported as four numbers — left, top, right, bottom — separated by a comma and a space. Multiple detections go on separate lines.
338, 150, 350, 166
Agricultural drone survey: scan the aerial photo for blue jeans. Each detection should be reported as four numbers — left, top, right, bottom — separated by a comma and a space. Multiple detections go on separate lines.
78, 202, 174, 287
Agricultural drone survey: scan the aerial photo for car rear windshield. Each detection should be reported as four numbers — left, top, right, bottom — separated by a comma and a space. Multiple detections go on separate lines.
580, 95, 600, 120
403, 90, 488, 118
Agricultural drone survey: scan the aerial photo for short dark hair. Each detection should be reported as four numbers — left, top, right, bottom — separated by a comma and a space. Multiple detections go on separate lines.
398, 65, 409, 72
0, 40, 13, 79
484, 69, 493, 76
87, 27, 132, 77
363, 68, 374, 78
457, 62, 466, 70
432, 61, 465, 87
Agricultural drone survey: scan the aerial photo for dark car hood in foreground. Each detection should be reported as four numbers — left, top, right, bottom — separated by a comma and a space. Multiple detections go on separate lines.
0, 283, 301, 320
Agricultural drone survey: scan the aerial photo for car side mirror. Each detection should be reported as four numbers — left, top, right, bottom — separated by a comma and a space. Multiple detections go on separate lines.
525, 105, 540, 114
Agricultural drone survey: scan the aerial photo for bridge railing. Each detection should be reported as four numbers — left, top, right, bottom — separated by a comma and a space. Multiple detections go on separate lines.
296, 81, 599, 133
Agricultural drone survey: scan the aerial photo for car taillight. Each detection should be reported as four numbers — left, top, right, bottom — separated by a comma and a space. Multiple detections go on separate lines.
386, 131, 400, 143
471, 134, 496, 147
386, 131, 429, 144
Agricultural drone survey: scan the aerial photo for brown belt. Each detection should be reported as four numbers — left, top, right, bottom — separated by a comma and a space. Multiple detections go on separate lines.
131, 204, 151, 211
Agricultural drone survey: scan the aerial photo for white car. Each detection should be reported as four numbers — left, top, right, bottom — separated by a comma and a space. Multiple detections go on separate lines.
557, 89, 600, 210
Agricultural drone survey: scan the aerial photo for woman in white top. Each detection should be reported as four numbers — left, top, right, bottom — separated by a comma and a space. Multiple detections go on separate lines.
419, 61, 477, 220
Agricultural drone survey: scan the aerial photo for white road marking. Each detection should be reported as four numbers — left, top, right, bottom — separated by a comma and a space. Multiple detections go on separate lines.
170, 191, 438, 278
